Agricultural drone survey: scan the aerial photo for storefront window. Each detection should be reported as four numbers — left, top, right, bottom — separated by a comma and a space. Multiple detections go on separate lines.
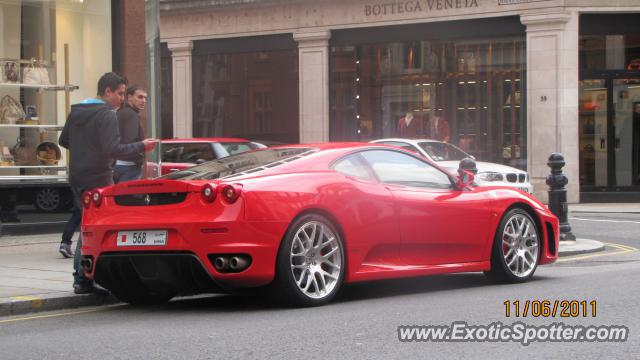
578, 14, 640, 192
192, 36, 299, 145
579, 15, 640, 71
579, 34, 640, 71
330, 33, 526, 168
1, 0, 111, 230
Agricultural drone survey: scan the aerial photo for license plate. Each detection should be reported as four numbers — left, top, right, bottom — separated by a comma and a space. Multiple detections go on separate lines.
116, 230, 167, 247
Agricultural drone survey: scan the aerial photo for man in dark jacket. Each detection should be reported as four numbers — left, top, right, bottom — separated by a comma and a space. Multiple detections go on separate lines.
113, 84, 147, 183
58, 72, 157, 294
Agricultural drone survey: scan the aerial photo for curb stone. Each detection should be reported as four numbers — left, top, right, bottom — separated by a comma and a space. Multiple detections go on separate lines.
0, 292, 120, 317
558, 239, 606, 257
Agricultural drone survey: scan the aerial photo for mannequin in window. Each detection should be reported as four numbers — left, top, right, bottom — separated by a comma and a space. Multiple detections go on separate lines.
396, 112, 421, 138
428, 110, 450, 142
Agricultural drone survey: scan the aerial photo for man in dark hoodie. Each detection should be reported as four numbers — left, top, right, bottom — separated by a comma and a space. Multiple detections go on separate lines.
59, 72, 158, 294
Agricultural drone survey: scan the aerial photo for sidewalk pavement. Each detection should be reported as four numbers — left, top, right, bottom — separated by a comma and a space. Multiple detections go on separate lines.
0, 235, 117, 317
2, 203, 632, 316
570, 203, 640, 213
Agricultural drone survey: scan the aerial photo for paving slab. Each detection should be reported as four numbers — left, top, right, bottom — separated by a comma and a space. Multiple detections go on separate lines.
570, 203, 640, 213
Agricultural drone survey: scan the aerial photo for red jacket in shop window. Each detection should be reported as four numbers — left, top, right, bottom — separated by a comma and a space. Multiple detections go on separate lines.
427, 115, 450, 142
396, 113, 422, 138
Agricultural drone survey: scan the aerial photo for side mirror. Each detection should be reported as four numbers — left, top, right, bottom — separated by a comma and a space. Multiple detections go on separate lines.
457, 157, 477, 189
456, 170, 475, 190
458, 157, 478, 174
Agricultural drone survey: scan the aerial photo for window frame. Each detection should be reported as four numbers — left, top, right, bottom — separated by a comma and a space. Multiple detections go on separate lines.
331, 148, 456, 189
330, 152, 379, 183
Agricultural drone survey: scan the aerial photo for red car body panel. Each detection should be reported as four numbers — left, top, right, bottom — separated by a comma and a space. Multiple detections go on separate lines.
81, 143, 559, 292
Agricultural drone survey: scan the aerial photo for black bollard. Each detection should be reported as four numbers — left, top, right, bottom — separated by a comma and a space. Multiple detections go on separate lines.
545, 153, 576, 241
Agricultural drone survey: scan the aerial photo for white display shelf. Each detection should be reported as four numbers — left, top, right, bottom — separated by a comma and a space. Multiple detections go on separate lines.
0, 165, 65, 169
0, 124, 63, 130
0, 82, 79, 92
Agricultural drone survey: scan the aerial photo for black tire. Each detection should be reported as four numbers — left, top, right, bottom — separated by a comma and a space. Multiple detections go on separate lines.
484, 208, 541, 283
270, 214, 345, 307
34, 187, 65, 212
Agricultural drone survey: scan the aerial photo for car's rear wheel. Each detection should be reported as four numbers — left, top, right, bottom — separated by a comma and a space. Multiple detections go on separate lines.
271, 214, 345, 307
485, 208, 540, 283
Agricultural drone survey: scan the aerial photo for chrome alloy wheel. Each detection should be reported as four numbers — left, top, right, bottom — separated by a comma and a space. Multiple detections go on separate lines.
502, 213, 539, 278
289, 221, 342, 299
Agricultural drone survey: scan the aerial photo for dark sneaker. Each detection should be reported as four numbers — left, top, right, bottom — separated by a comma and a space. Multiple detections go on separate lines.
73, 283, 109, 295
59, 243, 73, 258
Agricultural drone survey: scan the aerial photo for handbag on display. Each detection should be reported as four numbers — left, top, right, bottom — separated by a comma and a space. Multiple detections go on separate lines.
0, 95, 26, 124
3, 61, 20, 83
10, 137, 38, 166
23, 59, 50, 85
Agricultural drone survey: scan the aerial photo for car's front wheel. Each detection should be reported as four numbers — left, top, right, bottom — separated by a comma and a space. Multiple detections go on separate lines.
272, 214, 345, 307
485, 208, 540, 283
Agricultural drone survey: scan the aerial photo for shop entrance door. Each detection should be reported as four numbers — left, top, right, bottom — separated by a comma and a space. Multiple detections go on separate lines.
579, 75, 640, 191
613, 78, 640, 188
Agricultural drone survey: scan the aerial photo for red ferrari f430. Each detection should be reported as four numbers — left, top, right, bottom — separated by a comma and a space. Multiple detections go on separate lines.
80, 143, 559, 306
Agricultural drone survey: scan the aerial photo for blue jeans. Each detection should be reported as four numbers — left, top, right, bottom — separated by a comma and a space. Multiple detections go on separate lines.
69, 186, 90, 287
113, 164, 142, 184
61, 205, 80, 245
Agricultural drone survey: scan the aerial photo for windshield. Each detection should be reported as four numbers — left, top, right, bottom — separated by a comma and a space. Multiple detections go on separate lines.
417, 142, 470, 161
159, 147, 315, 180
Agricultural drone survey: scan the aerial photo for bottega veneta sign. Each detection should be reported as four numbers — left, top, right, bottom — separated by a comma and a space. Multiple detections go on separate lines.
364, 0, 479, 17
498, 0, 551, 4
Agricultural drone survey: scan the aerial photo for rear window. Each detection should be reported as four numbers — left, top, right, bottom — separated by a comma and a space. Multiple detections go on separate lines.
160, 147, 316, 180
220, 142, 260, 155
161, 143, 216, 163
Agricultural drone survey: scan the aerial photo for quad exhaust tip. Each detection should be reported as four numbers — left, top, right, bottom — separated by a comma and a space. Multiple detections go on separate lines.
214, 257, 229, 271
212, 255, 251, 273
229, 256, 249, 271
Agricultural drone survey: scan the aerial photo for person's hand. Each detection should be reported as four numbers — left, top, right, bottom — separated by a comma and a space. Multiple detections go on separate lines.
142, 138, 159, 152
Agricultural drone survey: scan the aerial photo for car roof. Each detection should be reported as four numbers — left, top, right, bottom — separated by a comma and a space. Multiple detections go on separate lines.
161, 137, 251, 143
370, 138, 442, 145
261, 142, 437, 171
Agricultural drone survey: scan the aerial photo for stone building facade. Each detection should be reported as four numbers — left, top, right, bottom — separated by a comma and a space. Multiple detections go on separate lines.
159, 0, 640, 202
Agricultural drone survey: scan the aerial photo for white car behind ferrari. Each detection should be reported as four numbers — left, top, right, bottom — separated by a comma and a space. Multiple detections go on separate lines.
371, 138, 533, 194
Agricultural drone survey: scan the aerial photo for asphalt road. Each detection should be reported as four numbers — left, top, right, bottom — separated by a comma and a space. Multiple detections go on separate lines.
1, 212, 638, 359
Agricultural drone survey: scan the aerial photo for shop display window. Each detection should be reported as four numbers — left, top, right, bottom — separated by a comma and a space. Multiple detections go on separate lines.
191, 37, 299, 145
330, 34, 526, 169
0, 0, 111, 223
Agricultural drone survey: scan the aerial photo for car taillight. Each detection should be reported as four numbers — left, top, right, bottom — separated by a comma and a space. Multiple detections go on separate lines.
201, 184, 216, 203
220, 184, 242, 204
82, 191, 92, 209
92, 191, 102, 207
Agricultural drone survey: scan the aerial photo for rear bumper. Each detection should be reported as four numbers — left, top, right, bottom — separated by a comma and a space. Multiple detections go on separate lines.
93, 252, 227, 296
82, 220, 289, 289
